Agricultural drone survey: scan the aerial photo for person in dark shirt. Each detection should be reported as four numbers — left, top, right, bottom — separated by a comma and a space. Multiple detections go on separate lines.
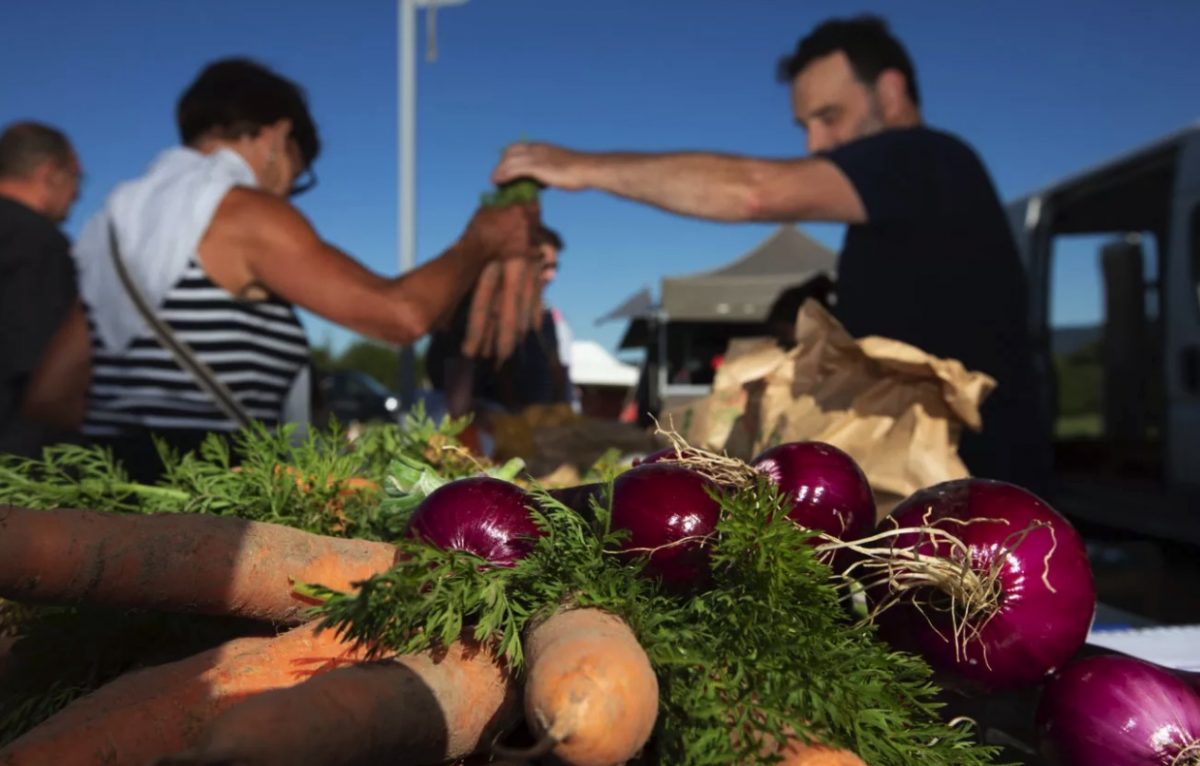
0, 121, 82, 455
490, 15, 1049, 490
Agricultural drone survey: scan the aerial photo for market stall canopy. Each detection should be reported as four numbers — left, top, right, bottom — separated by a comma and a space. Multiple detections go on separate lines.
569, 339, 640, 387
595, 286, 656, 326
660, 225, 836, 322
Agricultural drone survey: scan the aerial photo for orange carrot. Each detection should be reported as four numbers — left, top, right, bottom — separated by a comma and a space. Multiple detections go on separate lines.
462, 261, 503, 358
492, 256, 528, 364
159, 640, 519, 766
511, 607, 658, 766
515, 255, 539, 336
0, 506, 397, 623
777, 741, 868, 766
0, 621, 364, 766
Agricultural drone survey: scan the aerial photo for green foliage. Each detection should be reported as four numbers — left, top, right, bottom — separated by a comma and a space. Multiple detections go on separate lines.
0, 408, 484, 541
582, 447, 632, 484
314, 478, 1003, 766
1054, 342, 1102, 421
480, 178, 542, 208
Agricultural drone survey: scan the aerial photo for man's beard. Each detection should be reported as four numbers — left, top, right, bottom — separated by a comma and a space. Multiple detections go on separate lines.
854, 92, 887, 139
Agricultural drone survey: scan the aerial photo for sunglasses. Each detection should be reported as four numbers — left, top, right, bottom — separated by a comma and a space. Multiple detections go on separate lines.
289, 165, 318, 197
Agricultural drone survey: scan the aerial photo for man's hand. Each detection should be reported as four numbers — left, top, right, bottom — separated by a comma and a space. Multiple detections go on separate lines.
492, 143, 591, 191
459, 200, 541, 262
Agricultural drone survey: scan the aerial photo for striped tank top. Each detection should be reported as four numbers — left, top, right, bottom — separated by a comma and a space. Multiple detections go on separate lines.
83, 261, 310, 436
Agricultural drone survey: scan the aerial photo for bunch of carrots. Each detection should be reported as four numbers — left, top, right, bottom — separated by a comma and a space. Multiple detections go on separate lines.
0, 502, 864, 766
460, 179, 548, 365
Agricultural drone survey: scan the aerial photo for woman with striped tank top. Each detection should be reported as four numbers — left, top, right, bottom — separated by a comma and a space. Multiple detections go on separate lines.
44, 58, 540, 481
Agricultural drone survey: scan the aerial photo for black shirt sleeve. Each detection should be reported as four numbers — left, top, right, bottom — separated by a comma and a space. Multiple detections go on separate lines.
824, 127, 976, 226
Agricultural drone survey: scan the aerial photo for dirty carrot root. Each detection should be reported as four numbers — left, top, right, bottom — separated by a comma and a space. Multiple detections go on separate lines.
493, 256, 529, 364
462, 261, 503, 358
507, 607, 658, 766
516, 256, 540, 336
159, 640, 519, 766
0, 506, 398, 623
0, 621, 363, 766
528, 264, 544, 338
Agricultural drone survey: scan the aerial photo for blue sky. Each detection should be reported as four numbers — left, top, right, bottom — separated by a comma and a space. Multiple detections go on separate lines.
3, 0, 1197, 357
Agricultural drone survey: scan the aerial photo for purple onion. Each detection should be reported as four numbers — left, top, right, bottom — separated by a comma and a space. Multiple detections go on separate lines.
610, 463, 720, 590
407, 477, 541, 567
871, 479, 1095, 690
751, 441, 875, 543
1037, 655, 1200, 766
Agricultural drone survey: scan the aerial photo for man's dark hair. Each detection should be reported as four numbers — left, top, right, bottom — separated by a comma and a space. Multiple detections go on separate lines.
539, 225, 565, 251
777, 15, 920, 107
177, 58, 320, 168
0, 121, 74, 179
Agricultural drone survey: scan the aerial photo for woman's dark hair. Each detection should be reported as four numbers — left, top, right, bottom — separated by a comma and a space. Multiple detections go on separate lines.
176, 57, 320, 167
776, 15, 920, 107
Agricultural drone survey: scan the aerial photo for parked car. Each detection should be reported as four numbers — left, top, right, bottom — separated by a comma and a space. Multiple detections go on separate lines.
314, 369, 402, 426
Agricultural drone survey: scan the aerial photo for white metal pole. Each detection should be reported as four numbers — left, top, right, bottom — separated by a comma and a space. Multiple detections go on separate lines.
396, 0, 419, 405
397, 0, 467, 408
399, 0, 417, 277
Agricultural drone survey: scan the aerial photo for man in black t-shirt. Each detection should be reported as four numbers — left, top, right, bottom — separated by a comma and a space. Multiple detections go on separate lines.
0, 122, 82, 455
490, 16, 1049, 490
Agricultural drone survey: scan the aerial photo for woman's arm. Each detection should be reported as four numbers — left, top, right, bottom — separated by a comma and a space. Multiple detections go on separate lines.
197, 190, 539, 345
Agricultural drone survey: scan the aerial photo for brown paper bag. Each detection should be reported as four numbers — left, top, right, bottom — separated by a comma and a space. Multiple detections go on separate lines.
665, 300, 995, 519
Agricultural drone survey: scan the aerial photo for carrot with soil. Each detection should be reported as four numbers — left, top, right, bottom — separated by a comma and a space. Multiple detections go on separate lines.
0, 506, 398, 623
462, 260, 503, 358
516, 255, 540, 336
159, 639, 519, 766
490, 252, 531, 364
501, 607, 658, 766
0, 621, 364, 766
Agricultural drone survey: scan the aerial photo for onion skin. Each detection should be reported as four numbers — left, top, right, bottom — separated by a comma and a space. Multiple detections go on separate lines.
1037, 654, 1200, 766
751, 442, 875, 543
407, 477, 541, 566
873, 479, 1095, 690
610, 464, 720, 590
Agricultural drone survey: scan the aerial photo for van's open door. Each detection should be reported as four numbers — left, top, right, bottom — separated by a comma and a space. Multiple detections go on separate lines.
1164, 133, 1200, 490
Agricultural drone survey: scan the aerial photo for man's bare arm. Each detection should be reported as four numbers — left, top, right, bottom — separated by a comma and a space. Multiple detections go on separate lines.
199, 189, 538, 345
492, 144, 866, 224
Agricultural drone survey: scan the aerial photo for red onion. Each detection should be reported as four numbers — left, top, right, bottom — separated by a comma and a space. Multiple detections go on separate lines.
1187, 671, 1200, 696
407, 477, 541, 567
1037, 654, 1200, 766
750, 441, 875, 543
610, 463, 720, 589
868, 479, 1095, 690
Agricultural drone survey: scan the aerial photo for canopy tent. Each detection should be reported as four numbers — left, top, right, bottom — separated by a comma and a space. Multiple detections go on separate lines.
660, 224, 836, 322
604, 225, 836, 349
569, 340, 640, 387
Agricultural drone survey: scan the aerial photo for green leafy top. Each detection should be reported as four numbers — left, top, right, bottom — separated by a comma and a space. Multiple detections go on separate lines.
480, 177, 542, 208
311, 477, 1004, 766
0, 404, 486, 540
